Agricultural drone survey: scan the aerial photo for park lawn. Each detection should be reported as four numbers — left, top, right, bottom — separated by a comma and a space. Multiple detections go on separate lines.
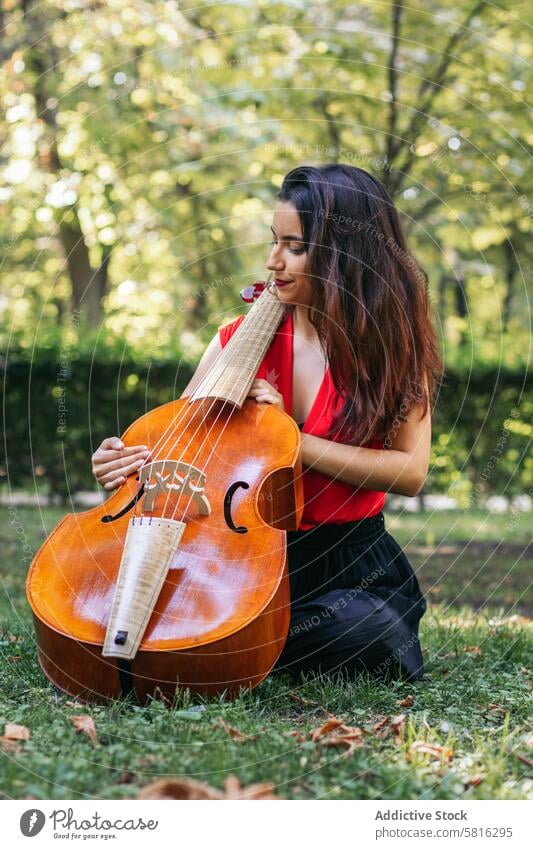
0, 505, 531, 800
388, 509, 532, 617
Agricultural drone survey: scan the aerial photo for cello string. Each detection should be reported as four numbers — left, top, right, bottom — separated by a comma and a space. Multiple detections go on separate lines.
137, 292, 268, 521
131, 401, 203, 521
163, 275, 279, 523
133, 346, 243, 522
140, 277, 276, 524
137, 274, 274, 475
156, 331, 259, 522
129, 365, 224, 521
135, 330, 235, 466
169, 278, 281, 525
167, 398, 236, 524
131, 274, 271, 483
135, 276, 276, 522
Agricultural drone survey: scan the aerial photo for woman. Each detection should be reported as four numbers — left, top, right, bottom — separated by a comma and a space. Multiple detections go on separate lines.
92, 164, 442, 683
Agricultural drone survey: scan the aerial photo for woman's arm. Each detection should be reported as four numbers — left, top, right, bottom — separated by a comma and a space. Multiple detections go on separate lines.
244, 375, 432, 497
300, 400, 432, 497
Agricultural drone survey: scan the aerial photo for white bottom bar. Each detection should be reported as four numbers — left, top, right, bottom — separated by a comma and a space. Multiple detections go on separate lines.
2, 800, 531, 848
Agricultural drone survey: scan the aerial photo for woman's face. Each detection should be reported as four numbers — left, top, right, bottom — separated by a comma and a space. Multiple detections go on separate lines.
266, 201, 314, 307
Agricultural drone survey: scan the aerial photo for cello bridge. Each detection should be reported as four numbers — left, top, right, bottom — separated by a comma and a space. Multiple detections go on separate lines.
139, 460, 211, 515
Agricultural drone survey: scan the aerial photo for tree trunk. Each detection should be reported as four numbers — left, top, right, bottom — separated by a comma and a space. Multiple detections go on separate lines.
455, 275, 468, 319
382, 0, 490, 195
24, 15, 111, 328
502, 238, 516, 332
438, 273, 447, 317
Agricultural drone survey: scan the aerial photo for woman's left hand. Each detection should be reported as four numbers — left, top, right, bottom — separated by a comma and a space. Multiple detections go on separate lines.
247, 378, 285, 412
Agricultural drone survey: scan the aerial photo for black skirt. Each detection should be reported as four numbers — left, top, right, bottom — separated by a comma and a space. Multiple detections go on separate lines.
273, 512, 427, 682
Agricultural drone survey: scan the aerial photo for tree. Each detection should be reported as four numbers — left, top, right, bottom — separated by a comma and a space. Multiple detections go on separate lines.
0, 0, 530, 361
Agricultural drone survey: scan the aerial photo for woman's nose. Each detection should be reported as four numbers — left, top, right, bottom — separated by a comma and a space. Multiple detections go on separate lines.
266, 246, 283, 271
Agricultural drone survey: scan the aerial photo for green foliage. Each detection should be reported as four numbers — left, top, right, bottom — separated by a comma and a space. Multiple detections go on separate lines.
428, 367, 532, 504
1, 341, 194, 500
0, 0, 531, 360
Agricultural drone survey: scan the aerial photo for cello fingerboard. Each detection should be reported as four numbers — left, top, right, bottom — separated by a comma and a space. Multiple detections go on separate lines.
189, 286, 285, 408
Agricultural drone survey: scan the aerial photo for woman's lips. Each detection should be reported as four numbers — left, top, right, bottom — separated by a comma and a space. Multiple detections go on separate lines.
275, 278, 293, 287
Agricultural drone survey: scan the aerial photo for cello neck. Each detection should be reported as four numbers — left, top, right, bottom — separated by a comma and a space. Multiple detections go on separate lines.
189, 284, 286, 408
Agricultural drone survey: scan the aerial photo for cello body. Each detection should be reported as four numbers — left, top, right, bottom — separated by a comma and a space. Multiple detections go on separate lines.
27, 393, 303, 703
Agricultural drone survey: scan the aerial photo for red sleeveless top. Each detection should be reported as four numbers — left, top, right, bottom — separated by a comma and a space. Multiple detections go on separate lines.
218, 310, 387, 530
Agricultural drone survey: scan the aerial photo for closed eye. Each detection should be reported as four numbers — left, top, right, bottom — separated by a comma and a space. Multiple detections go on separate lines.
269, 239, 305, 255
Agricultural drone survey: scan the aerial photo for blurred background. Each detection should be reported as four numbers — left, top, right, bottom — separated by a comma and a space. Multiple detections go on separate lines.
1, 3, 532, 802
1, 0, 531, 522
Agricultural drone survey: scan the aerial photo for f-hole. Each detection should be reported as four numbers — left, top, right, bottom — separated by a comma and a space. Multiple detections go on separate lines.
224, 481, 249, 534
101, 482, 145, 524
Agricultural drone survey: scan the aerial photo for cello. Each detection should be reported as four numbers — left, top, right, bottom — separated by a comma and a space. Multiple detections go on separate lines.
26, 279, 303, 704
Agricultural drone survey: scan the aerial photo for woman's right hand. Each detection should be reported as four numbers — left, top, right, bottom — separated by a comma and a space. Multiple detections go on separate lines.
91, 437, 151, 491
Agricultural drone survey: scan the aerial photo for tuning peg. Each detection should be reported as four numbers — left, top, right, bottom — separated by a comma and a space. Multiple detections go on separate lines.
239, 281, 266, 302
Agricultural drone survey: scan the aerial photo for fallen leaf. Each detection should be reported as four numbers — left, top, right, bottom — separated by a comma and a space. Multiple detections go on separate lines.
70, 715, 99, 746
139, 778, 223, 800
6, 655, 21, 663
371, 715, 405, 743
463, 645, 482, 655
396, 695, 414, 707
223, 775, 279, 799
373, 716, 391, 734
320, 727, 364, 744
310, 715, 365, 757
4, 723, 30, 741
0, 738, 22, 754
487, 703, 508, 716
319, 727, 365, 757
287, 730, 306, 743
409, 741, 453, 762
217, 717, 256, 742
138, 775, 281, 800
391, 714, 406, 744
464, 774, 485, 788
311, 716, 345, 742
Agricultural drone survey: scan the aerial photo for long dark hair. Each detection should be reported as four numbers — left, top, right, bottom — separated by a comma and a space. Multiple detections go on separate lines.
277, 163, 443, 445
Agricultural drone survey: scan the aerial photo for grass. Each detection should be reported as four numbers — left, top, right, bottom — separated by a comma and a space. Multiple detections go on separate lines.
388, 510, 532, 616
1, 505, 531, 800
